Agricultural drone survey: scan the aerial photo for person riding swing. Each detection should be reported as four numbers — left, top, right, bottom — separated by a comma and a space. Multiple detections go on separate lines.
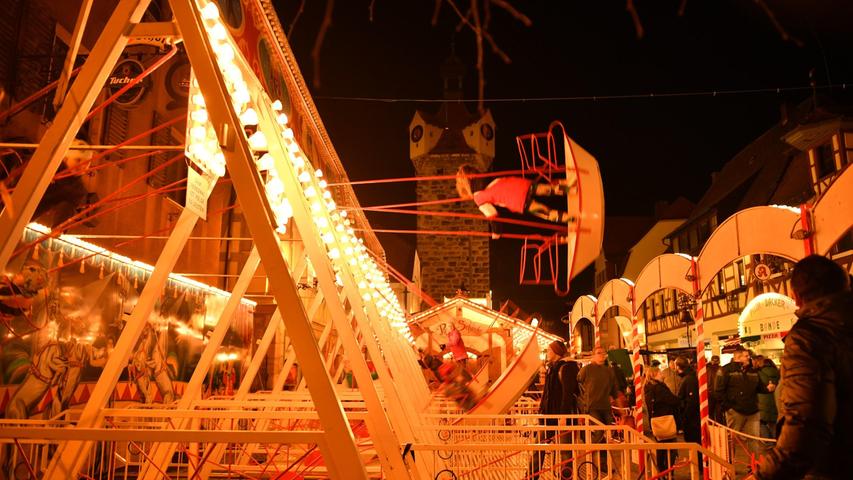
455, 165, 576, 224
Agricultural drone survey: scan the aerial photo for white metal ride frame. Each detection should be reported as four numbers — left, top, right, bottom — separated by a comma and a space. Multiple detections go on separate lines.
0, 0, 436, 477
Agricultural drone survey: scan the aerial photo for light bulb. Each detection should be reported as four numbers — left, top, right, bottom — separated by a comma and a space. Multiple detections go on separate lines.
190, 109, 209, 123
209, 23, 227, 41
190, 125, 207, 141
248, 131, 267, 150
257, 153, 274, 170
239, 108, 258, 126
232, 87, 250, 106
266, 177, 283, 197
277, 113, 289, 125
215, 43, 234, 62
201, 2, 220, 20
271, 100, 283, 111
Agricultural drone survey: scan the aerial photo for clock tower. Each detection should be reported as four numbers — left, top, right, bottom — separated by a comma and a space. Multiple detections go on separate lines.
409, 53, 496, 305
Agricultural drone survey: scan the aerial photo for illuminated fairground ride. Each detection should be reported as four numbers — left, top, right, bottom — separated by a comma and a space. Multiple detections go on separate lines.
0, 0, 847, 479
0, 1, 609, 479
516, 122, 605, 296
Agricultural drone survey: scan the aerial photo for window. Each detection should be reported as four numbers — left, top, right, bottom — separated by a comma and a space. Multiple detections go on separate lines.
689, 228, 699, 252
654, 293, 663, 317
715, 271, 727, 296
813, 142, 836, 179
665, 290, 676, 314
844, 132, 853, 166
677, 232, 690, 253
735, 260, 746, 287
697, 218, 711, 246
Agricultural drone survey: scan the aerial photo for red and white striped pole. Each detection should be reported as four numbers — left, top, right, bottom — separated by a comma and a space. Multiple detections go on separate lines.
630, 313, 644, 425
629, 287, 644, 433
629, 285, 646, 472
691, 259, 711, 480
594, 302, 601, 348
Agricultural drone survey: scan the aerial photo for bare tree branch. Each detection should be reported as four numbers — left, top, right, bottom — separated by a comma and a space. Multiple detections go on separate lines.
471, 0, 485, 113
753, 0, 804, 47
445, 0, 475, 31
484, 0, 492, 30
287, 0, 306, 38
311, 0, 335, 89
490, 0, 532, 26
456, 6, 473, 32
482, 29, 511, 64
626, 0, 644, 39
431, 0, 443, 26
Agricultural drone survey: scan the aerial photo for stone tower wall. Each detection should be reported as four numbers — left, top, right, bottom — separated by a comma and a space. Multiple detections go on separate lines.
413, 154, 490, 303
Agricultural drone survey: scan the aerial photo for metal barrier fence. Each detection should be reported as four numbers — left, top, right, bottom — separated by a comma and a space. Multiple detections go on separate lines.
414, 414, 734, 480
708, 419, 777, 480
1, 409, 736, 479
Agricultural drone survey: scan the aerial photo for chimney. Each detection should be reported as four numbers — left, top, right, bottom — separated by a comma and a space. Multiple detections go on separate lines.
710, 171, 719, 184
780, 102, 789, 126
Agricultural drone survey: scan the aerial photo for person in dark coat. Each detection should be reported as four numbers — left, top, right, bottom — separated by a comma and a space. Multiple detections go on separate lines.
754, 356, 780, 440
706, 355, 721, 421
645, 365, 681, 478
540, 344, 580, 417
529, 341, 578, 479
714, 345, 775, 454
676, 357, 702, 473
752, 255, 853, 480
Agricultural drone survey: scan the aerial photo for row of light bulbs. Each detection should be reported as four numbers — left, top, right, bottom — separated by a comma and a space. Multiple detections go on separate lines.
194, 0, 413, 344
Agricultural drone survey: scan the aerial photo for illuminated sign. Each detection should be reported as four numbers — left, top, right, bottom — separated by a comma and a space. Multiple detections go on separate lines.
753, 262, 772, 282
107, 59, 148, 107
738, 292, 796, 339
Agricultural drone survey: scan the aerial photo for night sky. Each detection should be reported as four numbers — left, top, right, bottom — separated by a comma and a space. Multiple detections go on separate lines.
273, 0, 853, 334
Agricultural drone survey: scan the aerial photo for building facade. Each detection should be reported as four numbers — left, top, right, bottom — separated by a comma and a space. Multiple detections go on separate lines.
584, 199, 692, 350
642, 97, 853, 355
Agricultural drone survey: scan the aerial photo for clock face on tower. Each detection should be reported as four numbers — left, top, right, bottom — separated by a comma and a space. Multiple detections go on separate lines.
480, 123, 494, 141
411, 125, 424, 142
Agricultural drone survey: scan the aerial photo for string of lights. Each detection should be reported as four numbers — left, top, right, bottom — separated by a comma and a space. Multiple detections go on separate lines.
24, 222, 255, 306
193, 1, 415, 343
315, 83, 848, 104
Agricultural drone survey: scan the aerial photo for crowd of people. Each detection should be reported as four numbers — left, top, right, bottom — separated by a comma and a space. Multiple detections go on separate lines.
526, 255, 852, 480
